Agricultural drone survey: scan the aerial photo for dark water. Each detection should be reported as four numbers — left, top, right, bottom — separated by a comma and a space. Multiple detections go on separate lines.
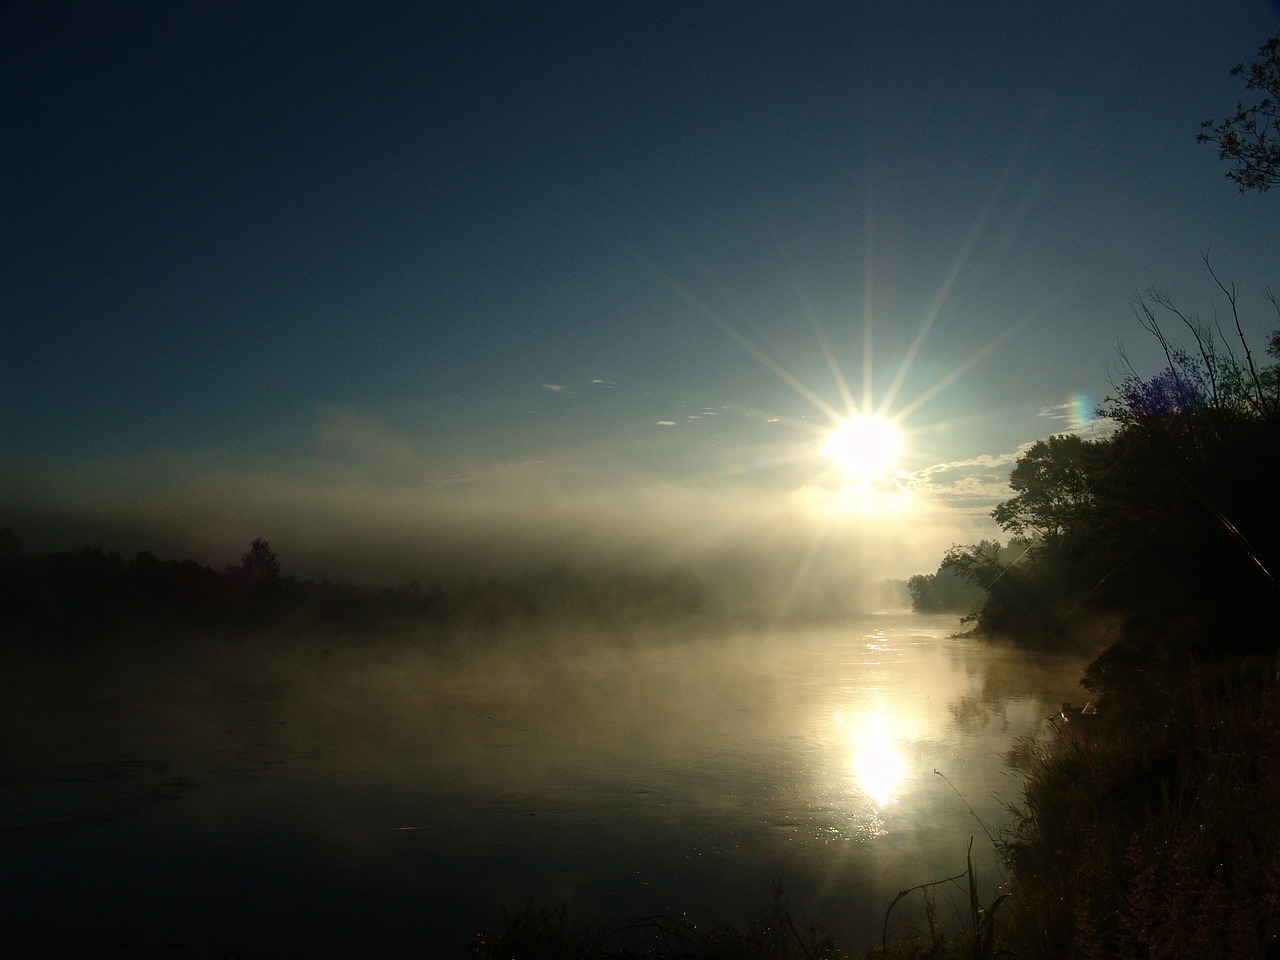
1, 614, 1088, 957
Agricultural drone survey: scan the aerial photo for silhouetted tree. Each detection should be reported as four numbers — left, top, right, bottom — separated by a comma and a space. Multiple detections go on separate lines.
939, 294, 1280, 665
1199, 34, 1280, 193
907, 541, 1015, 614
991, 435, 1102, 543
231, 537, 281, 585
24, 548, 131, 639
220, 538, 284, 618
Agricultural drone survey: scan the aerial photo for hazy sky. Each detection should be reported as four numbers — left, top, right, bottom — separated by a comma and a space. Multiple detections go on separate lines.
3, 1, 1277, 590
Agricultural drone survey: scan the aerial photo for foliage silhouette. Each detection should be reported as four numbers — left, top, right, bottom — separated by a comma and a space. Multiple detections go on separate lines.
934, 275, 1280, 683
907, 540, 1020, 616
1199, 35, 1280, 193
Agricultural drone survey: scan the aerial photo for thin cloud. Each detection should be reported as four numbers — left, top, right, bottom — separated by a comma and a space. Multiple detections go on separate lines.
1037, 400, 1074, 421
912, 448, 1026, 479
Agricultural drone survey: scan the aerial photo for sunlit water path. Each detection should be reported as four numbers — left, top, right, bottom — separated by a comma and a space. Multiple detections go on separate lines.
2, 614, 1088, 956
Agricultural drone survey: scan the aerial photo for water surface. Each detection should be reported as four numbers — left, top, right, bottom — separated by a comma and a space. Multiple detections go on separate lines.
2, 613, 1089, 956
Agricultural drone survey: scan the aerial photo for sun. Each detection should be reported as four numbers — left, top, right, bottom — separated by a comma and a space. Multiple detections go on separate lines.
820, 414, 901, 480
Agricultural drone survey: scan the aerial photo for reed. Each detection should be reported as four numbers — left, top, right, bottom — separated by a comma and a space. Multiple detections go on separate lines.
875, 837, 1011, 960
470, 882, 848, 960
998, 654, 1280, 959
471, 841, 1014, 960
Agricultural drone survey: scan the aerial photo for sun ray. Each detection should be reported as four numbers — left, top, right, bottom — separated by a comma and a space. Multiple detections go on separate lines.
880, 186, 1000, 416
875, 129, 1046, 420
862, 171, 876, 416
688, 300, 844, 424
777, 512, 837, 617
777, 244, 859, 422
893, 322, 1028, 423
810, 312, 858, 419
608, 228, 846, 424
591, 154, 1072, 562
892, 273, 1084, 422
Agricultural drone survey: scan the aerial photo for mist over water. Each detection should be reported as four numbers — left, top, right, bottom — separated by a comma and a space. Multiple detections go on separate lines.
2, 613, 1089, 957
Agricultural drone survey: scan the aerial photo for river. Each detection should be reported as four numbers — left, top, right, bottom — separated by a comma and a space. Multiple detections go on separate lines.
2, 612, 1090, 957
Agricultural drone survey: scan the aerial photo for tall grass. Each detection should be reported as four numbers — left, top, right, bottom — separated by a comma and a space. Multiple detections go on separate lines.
469, 883, 848, 960
876, 837, 1011, 960
999, 655, 1280, 959
470, 848, 1015, 960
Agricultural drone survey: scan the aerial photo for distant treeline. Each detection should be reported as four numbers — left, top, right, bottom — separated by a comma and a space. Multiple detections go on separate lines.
0, 531, 711, 644
905, 539, 1025, 615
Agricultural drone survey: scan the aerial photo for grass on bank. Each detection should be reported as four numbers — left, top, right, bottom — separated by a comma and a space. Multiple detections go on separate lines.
999, 653, 1280, 960
471, 833, 1016, 960
470, 874, 1008, 960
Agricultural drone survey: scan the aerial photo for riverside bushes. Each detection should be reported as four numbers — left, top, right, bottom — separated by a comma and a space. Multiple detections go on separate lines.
999, 656, 1280, 959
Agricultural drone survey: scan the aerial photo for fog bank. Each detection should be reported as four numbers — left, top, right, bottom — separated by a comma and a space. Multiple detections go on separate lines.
2, 448, 994, 617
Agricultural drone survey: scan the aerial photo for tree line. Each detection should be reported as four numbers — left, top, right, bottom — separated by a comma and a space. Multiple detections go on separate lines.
0, 531, 709, 644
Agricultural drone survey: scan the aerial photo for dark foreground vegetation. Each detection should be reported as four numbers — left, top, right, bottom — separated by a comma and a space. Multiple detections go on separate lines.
470, 844, 1017, 960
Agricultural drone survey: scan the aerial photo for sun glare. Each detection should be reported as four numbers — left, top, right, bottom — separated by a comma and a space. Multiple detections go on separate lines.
820, 415, 901, 480
844, 711, 908, 807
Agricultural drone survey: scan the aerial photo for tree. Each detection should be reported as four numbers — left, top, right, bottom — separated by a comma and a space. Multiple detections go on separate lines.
907, 561, 984, 614
1114, 268, 1280, 441
928, 271, 1280, 653
932, 538, 1068, 642
245, 537, 281, 579
230, 537, 281, 590
990, 435, 1100, 543
1199, 35, 1280, 193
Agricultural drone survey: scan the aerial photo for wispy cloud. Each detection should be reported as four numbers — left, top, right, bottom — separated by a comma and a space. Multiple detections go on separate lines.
897, 445, 1026, 519
1037, 400, 1074, 421
912, 447, 1026, 479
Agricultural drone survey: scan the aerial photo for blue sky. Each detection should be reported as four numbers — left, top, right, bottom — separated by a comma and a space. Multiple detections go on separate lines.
2, 1, 1277, 595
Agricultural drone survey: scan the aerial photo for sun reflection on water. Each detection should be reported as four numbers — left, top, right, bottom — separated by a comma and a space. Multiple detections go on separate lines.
835, 708, 908, 807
